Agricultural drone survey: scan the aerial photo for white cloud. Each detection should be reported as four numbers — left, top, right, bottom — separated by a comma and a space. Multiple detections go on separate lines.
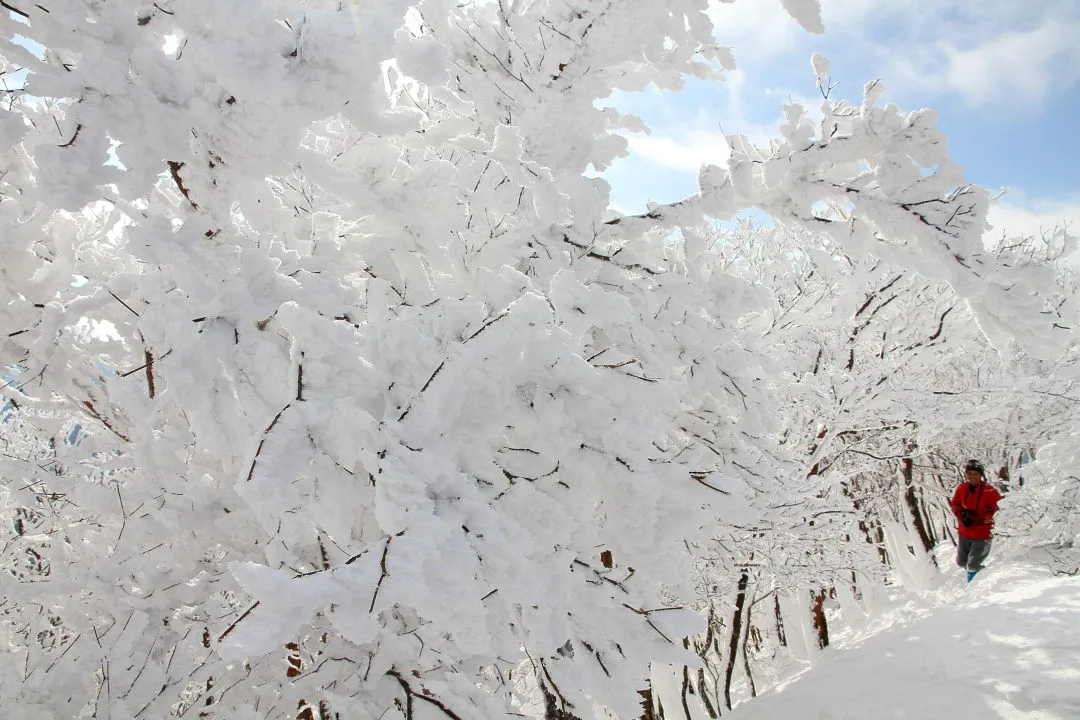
625, 131, 731, 173
986, 193, 1080, 242
711, 0, 1080, 112
619, 86, 817, 175
611, 68, 795, 175
850, 0, 1080, 109
888, 21, 1080, 108
707, 0, 806, 58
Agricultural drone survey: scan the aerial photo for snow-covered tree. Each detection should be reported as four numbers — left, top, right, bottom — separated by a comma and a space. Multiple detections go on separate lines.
653, 208, 1079, 714
980, 225, 1080, 576
0, 2, 771, 717
2, 1, 1076, 718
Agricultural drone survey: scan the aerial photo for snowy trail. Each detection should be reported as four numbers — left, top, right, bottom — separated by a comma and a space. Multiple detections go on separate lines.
726, 565, 1080, 720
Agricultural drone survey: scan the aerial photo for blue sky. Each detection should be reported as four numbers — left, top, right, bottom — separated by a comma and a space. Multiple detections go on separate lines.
603, 0, 1080, 239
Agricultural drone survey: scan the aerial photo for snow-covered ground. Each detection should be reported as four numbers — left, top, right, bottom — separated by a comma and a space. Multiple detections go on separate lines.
727, 564, 1080, 720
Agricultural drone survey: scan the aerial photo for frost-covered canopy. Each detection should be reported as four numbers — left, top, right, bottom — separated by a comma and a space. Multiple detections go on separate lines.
1, 1, 1076, 719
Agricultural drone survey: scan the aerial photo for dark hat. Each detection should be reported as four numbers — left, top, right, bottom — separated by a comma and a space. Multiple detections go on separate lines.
964, 459, 985, 474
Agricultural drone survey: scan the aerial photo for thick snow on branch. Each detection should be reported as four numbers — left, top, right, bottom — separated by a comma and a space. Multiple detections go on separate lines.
0, 1, 1074, 718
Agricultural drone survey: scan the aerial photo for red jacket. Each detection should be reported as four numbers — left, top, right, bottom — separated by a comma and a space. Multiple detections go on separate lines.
951, 481, 1001, 539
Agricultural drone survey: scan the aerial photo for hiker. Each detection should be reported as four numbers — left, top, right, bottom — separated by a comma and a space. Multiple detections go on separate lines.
950, 459, 1002, 582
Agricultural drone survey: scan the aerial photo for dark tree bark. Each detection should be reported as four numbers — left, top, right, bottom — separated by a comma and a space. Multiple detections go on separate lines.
741, 611, 757, 700
811, 589, 829, 649
903, 456, 937, 563
539, 666, 581, 720
639, 684, 660, 720
541, 686, 581, 720
680, 666, 693, 720
697, 666, 719, 718
873, 523, 889, 565
723, 571, 750, 710
842, 477, 889, 565
919, 496, 938, 545
773, 594, 787, 648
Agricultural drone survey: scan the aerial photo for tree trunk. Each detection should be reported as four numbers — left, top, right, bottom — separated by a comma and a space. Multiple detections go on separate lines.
844, 479, 889, 565
903, 457, 937, 563
811, 589, 829, 649
639, 683, 660, 720
697, 666, 719, 718
539, 669, 582, 720
723, 570, 750, 710
741, 594, 757, 700
680, 666, 693, 720
773, 594, 787, 648
919, 496, 938, 545
874, 523, 889, 566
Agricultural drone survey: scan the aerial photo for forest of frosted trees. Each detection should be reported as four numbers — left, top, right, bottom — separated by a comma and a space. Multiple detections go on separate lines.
1, 1, 1077, 718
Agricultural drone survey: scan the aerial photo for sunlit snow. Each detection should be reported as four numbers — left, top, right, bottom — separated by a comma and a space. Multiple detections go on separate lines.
728, 565, 1080, 720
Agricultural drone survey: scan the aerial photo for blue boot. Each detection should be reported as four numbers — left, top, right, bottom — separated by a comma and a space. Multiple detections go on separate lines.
967, 570, 978, 583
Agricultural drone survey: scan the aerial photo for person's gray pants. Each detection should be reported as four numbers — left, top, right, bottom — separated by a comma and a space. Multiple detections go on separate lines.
956, 537, 992, 572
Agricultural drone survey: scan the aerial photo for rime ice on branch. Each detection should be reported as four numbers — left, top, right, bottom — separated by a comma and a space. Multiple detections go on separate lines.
0, 1, 1074, 719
